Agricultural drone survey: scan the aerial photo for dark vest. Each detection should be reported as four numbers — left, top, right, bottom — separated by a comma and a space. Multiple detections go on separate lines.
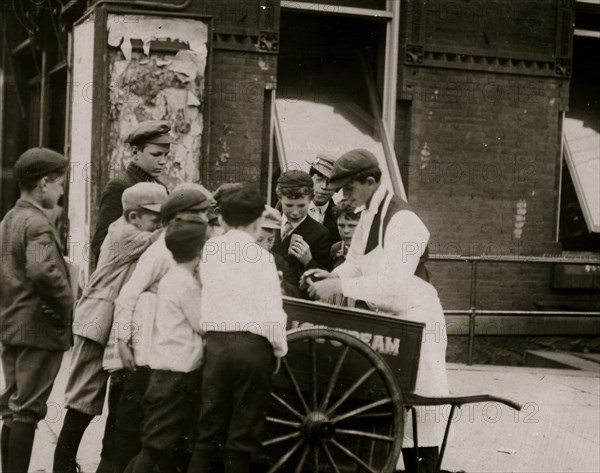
364, 191, 430, 282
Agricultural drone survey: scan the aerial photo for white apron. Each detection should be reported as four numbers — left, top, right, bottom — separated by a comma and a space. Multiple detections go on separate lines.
351, 244, 449, 448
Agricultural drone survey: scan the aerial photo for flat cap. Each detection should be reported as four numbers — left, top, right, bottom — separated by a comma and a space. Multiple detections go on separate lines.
325, 149, 380, 191
14, 147, 69, 182
160, 187, 211, 223
277, 170, 313, 189
306, 154, 337, 178
172, 182, 216, 207
262, 205, 282, 230
165, 216, 208, 261
125, 120, 174, 147
122, 182, 167, 212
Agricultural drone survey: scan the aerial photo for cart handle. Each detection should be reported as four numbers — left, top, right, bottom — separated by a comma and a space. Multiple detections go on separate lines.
404, 393, 522, 411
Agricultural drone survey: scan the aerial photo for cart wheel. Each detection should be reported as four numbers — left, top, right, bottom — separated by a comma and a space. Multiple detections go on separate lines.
263, 328, 403, 473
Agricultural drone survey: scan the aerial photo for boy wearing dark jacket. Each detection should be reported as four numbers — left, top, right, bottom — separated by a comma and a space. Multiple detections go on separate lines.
0, 147, 73, 473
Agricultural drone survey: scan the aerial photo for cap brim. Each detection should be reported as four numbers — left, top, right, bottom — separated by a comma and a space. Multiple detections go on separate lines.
145, 135, 175, 145
139, 203, 162, 212
188, 200, 212, 211
306, 161, 333, 178
261, 222, 280, 230
324, 175, 352, 191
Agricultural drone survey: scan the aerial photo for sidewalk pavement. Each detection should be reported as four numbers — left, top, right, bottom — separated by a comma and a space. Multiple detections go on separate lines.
2, 354, 599, 472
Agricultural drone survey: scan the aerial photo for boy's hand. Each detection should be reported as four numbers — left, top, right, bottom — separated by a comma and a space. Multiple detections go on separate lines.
300, 269, 336, 289
289, 237, 312, 265
117, 340, 136, 371
308, 278, 342, 301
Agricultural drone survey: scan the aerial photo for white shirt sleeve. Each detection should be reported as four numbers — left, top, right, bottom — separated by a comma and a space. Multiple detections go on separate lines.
258, 256, 288, 357
339, 211, 429, 311
113, 243, 172, 342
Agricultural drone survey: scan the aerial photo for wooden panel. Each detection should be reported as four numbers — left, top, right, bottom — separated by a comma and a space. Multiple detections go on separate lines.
283, 297, 424, 393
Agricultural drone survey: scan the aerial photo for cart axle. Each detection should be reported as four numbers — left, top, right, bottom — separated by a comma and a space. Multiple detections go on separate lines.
303, 411, 335, 442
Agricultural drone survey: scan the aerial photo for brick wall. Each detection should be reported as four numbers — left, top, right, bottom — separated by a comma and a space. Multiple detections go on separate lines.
207, 51, 276, 190
397, 1, 599, 311
188, 0, 279, 190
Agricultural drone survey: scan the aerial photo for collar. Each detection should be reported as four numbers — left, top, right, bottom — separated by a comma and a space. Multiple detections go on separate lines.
224, 228, 257, 244
357, 184, 388, 214
281, 214, 307, 230
127, 162, 158, 183
366, 184, 388, 213
16, 198, 51, 217
309, 200, 329, 213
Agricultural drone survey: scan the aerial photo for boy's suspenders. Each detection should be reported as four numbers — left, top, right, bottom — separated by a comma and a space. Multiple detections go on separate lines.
364, 191, 431, 282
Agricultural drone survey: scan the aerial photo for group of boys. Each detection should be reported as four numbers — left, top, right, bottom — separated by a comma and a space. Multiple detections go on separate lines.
1, 119, 447, 473
0, 122, 289, 473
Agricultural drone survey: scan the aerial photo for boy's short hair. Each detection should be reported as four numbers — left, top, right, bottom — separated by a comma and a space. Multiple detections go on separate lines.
333, 200, 360, 221
165, 215, 208, 263
14, 147, 69, 191
275, 170, 314, 200
219, 185, 265, 227
123, 207, 158, 223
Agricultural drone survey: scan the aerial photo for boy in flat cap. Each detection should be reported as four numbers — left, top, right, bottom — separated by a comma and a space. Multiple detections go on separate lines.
272, 170, 332, 296
90, 120, 173, 267
53, 182, 166, 473
0, 147, 73, 473
303, 148, 448, 473
100, 185, 211, 473
188, 185, 287, 473
124, 216, 208, 473
307, 154, 340, 242
257, 206, 301, 298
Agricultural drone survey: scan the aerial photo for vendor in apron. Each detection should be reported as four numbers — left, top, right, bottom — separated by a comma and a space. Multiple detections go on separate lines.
303, 148, 449, 473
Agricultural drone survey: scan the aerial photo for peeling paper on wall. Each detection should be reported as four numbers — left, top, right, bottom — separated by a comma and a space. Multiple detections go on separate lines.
105, 14, 209, 189
513, 199, 527, 239
107, 16, 208, 67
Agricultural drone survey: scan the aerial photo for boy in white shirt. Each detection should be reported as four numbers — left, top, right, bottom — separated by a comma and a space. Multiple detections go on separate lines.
187, 186, 287, 473
124, 215, 207, 473
101, 185, 211, 473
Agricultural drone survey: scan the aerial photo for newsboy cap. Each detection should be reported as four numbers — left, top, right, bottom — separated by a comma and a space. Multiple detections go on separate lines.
160, 187, 211, 223
306, 154, 337, 179
165, 216, 208, 261
14, 147, 69, 182
325, 149, 380, 191
121, 182, 167, 212
125, 120, 174, 147
261, 205, 282, 230
277, 170, 313, 189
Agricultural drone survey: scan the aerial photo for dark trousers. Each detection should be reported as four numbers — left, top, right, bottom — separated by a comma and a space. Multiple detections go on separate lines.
194, 332, 275, 454
99, 368, 150, 473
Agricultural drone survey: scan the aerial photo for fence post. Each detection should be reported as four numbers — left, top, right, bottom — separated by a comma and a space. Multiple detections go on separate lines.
468, 260, 478, 365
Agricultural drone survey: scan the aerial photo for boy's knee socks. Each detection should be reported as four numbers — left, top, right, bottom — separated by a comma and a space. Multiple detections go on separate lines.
1, 423, 11, 473
53, 409, 95, 473
7, 421, 35, 473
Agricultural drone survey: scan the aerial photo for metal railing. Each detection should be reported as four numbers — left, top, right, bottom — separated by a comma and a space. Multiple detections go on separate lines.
428, 254, 600, 364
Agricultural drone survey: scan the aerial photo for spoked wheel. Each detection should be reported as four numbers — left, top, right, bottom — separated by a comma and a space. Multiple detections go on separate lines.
262, 328, 403, 473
